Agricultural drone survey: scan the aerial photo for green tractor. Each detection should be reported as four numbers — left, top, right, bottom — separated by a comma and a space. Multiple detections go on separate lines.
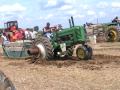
93, 22, 120, 42
103, 22, 120, 42
27, 16, 93, 62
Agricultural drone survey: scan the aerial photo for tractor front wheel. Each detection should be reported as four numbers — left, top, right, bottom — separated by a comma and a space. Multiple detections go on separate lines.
76, 45, 93, 60
76, 45, 88, 60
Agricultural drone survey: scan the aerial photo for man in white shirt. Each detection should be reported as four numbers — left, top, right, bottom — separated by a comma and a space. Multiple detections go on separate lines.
32, 30, 37, 39
29, 29, 37, 40
1, 33, 9, 45
24, 30, 31, 39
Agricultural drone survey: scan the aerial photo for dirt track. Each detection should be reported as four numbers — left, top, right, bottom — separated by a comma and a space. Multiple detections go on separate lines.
0, 42, 120, 90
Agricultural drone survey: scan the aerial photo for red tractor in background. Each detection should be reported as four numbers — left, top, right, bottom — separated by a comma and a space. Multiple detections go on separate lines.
2, 21, 33, 59
4, 21, 18, 31
4, 21, 25, 42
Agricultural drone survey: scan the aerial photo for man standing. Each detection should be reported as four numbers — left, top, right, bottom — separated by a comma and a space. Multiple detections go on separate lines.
30, 29, 37, 40
1, 33, 9, 45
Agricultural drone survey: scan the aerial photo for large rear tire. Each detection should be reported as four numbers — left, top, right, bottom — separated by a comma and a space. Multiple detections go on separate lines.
105, 26, 119, 42
0, 71, 16, 90
34, 36, 54, 60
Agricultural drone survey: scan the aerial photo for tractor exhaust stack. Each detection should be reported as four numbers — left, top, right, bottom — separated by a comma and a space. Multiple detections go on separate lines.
71, 16, 75, 27
69, 19, 72, 28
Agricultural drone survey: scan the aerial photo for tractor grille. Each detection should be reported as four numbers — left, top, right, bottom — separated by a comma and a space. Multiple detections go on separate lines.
58, 34, 73, 43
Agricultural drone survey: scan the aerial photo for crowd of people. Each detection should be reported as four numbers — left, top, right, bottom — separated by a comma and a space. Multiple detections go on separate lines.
1, 22, 62, 45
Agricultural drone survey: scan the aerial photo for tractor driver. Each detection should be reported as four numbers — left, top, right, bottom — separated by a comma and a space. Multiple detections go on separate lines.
10, 23, 17, 32
43, 22, 52, 38
112, 16, 120, 23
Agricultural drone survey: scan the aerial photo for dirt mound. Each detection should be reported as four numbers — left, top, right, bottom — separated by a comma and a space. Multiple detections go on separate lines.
27, 54, 120, 70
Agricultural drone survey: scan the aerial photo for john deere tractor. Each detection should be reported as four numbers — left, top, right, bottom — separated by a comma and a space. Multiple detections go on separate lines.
93, 22, 120, 42
27, 16, 92, 62
104, 22, 120, 42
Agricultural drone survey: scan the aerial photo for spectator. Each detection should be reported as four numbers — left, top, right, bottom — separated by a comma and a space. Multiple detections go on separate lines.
1, 33, 9, 45
24, 30, 31, 39
19, 28, 25, 40
30, 29, 37, 39
57, 24, 62, 31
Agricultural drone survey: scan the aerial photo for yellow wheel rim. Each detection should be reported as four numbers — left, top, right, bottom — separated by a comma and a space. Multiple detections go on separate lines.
77, 48, 85, 59
109, 30, 117, 41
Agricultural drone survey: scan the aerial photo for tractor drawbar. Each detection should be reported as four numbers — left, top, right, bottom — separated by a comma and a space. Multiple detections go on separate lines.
27, 46, 40, 55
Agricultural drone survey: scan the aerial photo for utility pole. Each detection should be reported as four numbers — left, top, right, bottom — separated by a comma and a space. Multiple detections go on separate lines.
97, 18, 98, 25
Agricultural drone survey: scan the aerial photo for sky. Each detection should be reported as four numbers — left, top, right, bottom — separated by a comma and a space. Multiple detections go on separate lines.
0, 0, 120, 29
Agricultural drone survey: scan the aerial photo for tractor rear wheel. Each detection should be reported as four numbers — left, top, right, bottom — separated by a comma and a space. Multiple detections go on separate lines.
76, 45, 89, 60
34, 36, 54, 60
0, 71, 16, 90
105, 26, 119, 42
